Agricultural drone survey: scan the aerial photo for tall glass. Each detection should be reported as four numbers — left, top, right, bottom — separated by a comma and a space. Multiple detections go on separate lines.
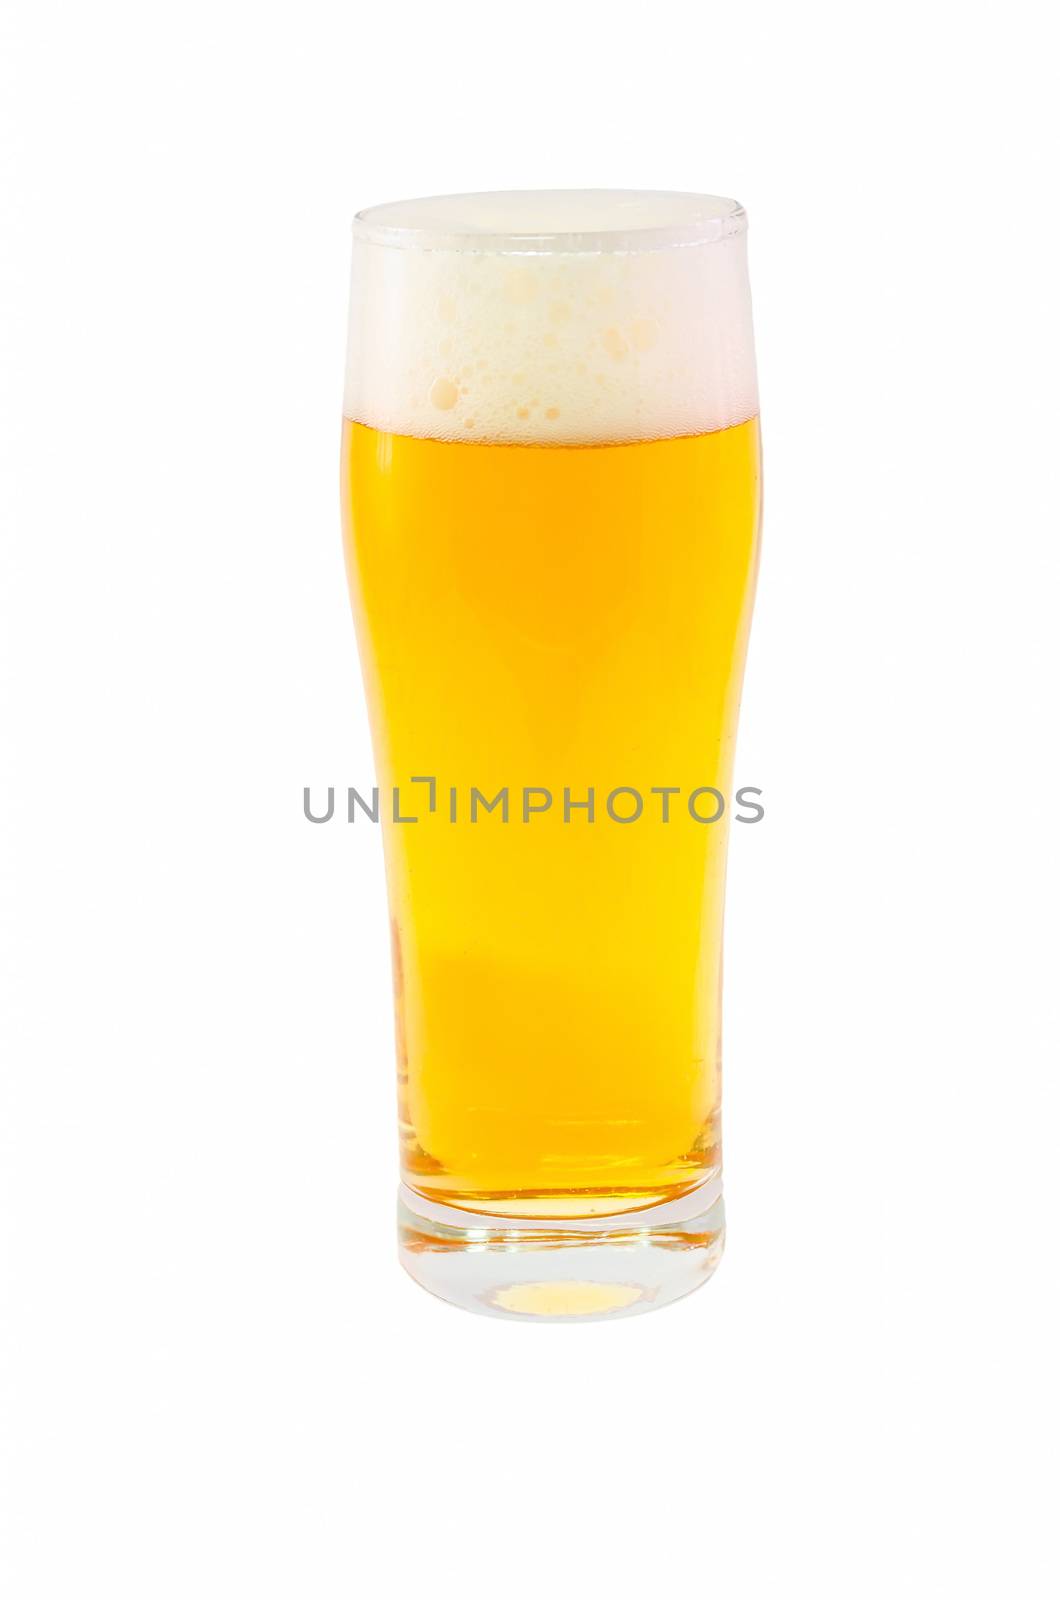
340, 191, 760, 1319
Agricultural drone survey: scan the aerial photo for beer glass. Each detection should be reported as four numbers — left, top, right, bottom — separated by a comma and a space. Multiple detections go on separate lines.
340, 191, 760, 1319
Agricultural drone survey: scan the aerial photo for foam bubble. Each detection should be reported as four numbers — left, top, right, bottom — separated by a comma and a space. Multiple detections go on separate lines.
344, 190, 757, 446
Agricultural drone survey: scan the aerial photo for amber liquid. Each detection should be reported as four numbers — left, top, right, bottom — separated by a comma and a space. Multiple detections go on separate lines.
341, 418, 760, 1217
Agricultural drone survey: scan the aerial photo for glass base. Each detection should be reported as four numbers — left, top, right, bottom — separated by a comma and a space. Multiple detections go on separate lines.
398, 1178, 725, 1322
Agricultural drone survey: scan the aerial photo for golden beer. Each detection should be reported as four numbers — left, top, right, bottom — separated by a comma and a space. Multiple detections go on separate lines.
341, 191, 761, 1317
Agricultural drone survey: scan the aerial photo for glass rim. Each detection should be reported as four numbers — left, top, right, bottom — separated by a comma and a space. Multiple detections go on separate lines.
351, 189, 747, 256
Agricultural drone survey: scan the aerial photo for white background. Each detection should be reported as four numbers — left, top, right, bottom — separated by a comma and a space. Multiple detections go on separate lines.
1, 2, 1057, 1595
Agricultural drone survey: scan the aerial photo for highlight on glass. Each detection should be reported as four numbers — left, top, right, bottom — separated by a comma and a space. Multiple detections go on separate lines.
340, 191, 761, 1320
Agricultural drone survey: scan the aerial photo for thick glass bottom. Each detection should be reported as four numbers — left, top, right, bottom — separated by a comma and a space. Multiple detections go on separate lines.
398, 1178, 724, 1322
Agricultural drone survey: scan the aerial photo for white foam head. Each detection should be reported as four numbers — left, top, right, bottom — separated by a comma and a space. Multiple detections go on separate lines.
344, 190, 757, 446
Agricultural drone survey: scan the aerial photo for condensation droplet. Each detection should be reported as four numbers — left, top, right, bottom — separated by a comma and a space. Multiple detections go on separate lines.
630, 318, 661, 352
602, 327, 628, 360
545, 406, 560, 421
504, 267, 538, 305
429, 377, 459, 411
